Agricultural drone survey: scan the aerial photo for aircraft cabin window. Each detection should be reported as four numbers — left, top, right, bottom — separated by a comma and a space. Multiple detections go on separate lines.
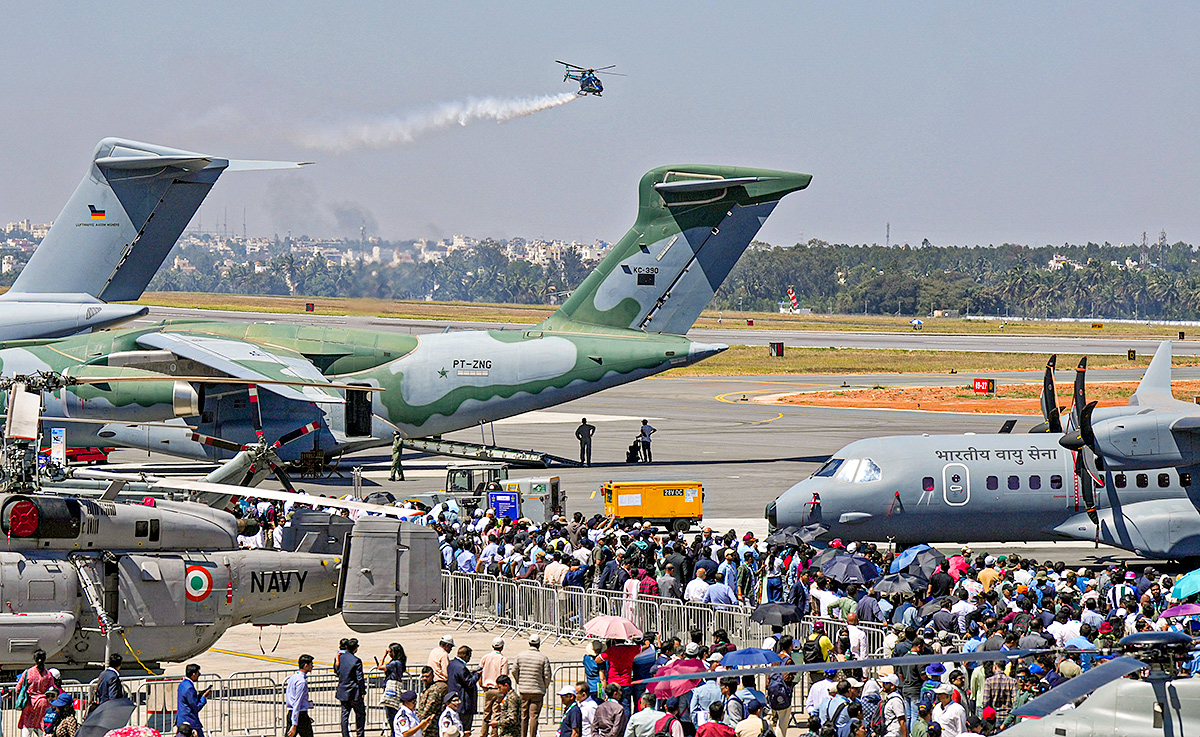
1050, 475, 1063, 490
1114, 473, 1127, 489
855, 459, 882, 483
1029, 475, 1041, 490
1136, 474, 1148, 488
814, 459, 844, 477
922, 477, 935, 492
1181, 472, 1192, 487
135, 520, 148, 538
834, 459, 861, 483
986, 476, 998, 491
1007, 475, 1020, 491
1158, 473, 1171, 488
149, 519, 160, 542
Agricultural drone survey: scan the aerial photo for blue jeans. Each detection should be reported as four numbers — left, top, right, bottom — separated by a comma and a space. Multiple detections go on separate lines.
767, 576, 783, 602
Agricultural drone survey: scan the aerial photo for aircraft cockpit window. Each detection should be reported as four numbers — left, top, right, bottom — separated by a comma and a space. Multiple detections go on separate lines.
1158, 473, 1171, 488
834, 459, 861, 482
922, 477, 934, 492
813, 459, 844, 477
1114, 474, 1127, 489
1136, 474, 1149, 488
854, 459, 882, 483
1181, 472, 1193, 488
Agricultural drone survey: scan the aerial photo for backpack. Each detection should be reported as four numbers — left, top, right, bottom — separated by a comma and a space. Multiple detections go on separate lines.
873, 694, 903, 737
653, 714, 679, 737
1011, 612, 1033, 636
824, 701, 848, 729
766, 673, 793, 711
801, 634, 826, 664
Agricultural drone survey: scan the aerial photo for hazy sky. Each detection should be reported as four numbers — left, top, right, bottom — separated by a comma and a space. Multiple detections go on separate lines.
4, 3, 1199, 248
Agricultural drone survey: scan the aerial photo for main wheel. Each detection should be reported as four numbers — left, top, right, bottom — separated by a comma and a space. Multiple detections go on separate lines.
672, 518, 691, 533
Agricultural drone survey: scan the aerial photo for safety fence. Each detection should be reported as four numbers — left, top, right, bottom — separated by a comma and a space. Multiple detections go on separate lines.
435, 571, 901, 657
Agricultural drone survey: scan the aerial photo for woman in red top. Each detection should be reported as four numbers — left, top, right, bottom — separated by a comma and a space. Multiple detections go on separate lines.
19, 649, 57, 737
597, 640, 639, 713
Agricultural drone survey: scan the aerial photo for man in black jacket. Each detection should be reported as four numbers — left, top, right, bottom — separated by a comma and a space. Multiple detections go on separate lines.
448, 646, 480, 736
336, 638, 367, 737
95, 653, 125, 704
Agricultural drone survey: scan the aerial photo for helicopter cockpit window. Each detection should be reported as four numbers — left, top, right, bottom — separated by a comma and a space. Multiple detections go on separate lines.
813, 459, 844, 477
834, 459, 862, 483
854, 459, 882, 483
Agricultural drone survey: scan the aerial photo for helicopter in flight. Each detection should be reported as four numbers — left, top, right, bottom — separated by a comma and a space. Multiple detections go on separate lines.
555, 60, 625, 96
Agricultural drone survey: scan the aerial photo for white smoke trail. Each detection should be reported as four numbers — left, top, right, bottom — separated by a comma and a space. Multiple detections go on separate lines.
293, 92, 580, 153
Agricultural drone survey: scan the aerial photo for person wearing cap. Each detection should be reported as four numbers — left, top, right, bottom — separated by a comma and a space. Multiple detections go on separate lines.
732, 699, 770, 737
285, 655, 315, 737
480, 640, 510, 737
397, 690, 434, 737
931, 684, 965, 737
918, 664, 945, 709
439, 693, 464, 737
582, 641, 608, 703
47, 692, 76, 737
879, 675, 906, 737
637, 420, 655, 463
655, 697, 686, 737
552, 686, 581, 737
512, 635, 551, 737
430, 637, 455, 684
804, 670, 838, 719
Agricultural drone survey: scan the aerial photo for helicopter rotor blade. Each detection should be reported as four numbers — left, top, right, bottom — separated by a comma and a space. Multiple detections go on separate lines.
189, 431, 245, 454
247, 384, 265, 443
594, 64, 617, 70
594, 71, 628, 76
265, 453, 297, 494
1011, 656, 1146, 718
271, 420, 322, 450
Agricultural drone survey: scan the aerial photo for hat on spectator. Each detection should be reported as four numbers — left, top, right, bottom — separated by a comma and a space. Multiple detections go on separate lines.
665, 697, 681, 710
1125, 571, 1138, 580
444, 692, 461, 704
706, 653, 724, 663
981, 707, 998, 722
925, 663, 946, 677
846, 678, 864, 689
400, 690, 418, 702
745, 700, 764, 714
985, 555, 996, 565
557, 686, 576, 697
685, 642, 701, 657
51, 693, 72, 708
934, 684, 954, 695
1098, 622, 1114, 634
529, 634, 542, 645
440, 636, 455, 646
880, 674, 900, 686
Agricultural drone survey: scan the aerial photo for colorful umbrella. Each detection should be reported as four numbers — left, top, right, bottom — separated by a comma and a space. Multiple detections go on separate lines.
583, 614, 642, 640
1171, 569, 1200, 601
647, 659, 707, 697
721, 648, 783, 667
1161, 602, 1200, 618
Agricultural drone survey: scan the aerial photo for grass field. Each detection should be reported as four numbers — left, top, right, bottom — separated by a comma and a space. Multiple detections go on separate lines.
662, 346, 1200, 376
134, 292, 1198, 339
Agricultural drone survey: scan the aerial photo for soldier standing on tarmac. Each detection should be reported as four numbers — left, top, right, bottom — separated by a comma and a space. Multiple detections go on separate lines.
391, 432, 405, 481
575, 419, 595, 467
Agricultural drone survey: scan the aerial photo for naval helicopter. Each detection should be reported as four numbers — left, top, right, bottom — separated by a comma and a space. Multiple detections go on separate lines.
0, 373, 439, 674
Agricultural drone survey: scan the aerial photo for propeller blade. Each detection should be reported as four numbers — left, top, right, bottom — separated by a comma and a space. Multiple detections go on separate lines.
594, 71, 629, 76
189, 431, 245, 454
1071, 356, 1088, 429
247, 384, 264, 441
239, 464, 258, 487
271, 420, 322, 449
1073, 450, 1100, 524
1039, 355, 1062, 434
1079, 400, 1098, 449
595, 64, 617, 70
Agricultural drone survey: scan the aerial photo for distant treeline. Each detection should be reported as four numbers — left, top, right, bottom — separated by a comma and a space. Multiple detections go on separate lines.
143, 237, 1200, 320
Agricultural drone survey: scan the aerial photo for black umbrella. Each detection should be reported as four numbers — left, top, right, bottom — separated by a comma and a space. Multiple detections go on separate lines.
903, 549, 947, 580
919, 596, 952, 618
751, 602, 804, 626
873, 572, 928, 596
764, 526, 802, 546
77, 697, 136, 737
810, 547, 843, 569
797, 523, 829, 543
821, 554, 880, 584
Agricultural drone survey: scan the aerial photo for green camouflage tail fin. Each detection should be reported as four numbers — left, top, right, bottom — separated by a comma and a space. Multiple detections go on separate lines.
540, 165, 810, 335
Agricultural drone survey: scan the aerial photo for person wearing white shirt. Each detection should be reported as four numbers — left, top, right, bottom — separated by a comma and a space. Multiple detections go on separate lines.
805, 673, 837, 717
684, 569, 711, 603
574, 683, 598, 737
931, 685, 966, 737
845, 614, 868, 661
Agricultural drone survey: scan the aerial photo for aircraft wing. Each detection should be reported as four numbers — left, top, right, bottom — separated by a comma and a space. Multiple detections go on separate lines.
136, 332, 343, 403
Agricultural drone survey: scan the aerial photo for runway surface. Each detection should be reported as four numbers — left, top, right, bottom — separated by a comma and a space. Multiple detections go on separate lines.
136, 305, 1200, 355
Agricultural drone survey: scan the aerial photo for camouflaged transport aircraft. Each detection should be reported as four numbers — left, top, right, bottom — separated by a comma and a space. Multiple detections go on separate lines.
8, 165, 810, 470
0, 138, 303, 340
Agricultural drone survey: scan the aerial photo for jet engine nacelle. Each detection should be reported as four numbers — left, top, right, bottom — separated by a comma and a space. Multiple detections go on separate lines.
60, 366, 200, 421
1092, 412, 1187, 470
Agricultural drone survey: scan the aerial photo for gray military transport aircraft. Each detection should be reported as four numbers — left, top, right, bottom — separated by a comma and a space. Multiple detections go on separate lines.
768, 343, 1200, 560
0, 137, 304, 340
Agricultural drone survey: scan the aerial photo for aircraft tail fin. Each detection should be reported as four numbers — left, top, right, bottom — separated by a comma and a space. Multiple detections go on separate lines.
540, 165, 810, 335
1131, 340, 1175, 406
7, 138, 308, 303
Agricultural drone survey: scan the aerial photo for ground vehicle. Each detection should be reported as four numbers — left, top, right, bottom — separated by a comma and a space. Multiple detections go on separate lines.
602, 480, 703, 532
445, 462, 509, 492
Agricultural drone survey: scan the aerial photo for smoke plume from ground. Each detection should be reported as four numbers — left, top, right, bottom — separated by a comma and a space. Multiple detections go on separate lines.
293, 92, 579, 153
